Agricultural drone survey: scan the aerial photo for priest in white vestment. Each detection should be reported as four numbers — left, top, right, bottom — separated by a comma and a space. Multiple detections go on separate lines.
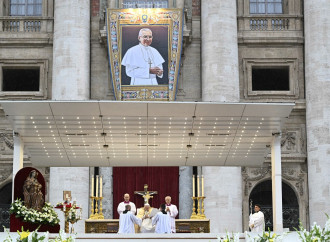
121, 28, 165, 85
118, 205, 142, 234
137, 203, 158, 233
117, 193, 136, 215
165, 196, 178, 233
152, 204, 172, 233
249, 204, 265, 233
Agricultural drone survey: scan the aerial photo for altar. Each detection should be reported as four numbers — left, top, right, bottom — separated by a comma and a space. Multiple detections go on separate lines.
85, 219, 210, 233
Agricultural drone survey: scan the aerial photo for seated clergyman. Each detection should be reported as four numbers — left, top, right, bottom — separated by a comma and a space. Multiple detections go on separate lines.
136, 203, 159, 233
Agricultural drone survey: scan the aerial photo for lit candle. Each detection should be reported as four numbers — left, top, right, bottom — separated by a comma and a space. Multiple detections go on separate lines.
202, 175, 204, 197
96, 175, 99, 197
197, 175, 200, 197
91, 176, 94, 197
192, 175, 195, 197
100, 176, 103, 197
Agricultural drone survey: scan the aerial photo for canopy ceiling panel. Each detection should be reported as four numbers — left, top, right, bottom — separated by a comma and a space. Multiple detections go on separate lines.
0, 101, 294, 167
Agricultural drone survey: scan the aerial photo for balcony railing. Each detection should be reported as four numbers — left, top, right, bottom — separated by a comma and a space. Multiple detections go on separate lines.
0, 16, 53, 33
238, 15, 303, 32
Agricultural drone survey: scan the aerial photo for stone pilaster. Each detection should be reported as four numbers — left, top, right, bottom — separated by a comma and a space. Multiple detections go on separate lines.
52, 0, 90, 100
201, 1, 239, 102
179, 166, 193, 219
304, 0, 330, 226
49, 168, 90, 233
201, 1, 242, 233
99, 167, 113, 219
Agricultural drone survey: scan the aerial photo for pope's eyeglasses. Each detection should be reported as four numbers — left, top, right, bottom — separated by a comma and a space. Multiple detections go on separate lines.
142, 35, 153, 39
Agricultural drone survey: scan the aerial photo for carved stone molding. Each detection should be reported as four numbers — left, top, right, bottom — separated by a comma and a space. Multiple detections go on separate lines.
0, 133, 13, 150
282, 168, 306, 196
0, 168, 11, 183
242, 166, 271, 196
242, 165, 306, 197
281, 131, 296, 152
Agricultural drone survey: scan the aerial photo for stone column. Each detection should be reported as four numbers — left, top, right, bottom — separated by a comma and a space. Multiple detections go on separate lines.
107, 0, 116, 8
176, 0, 185, 9
50, 0, 91, 233
99, 167, 113, 219
52, 0, 90, 100
201, 1, 241, 233
201, 1, 240, 102
304, 0, 330, 226
179, 166, 193, 219
12, 132, 24, 201
271, 134, 283, 232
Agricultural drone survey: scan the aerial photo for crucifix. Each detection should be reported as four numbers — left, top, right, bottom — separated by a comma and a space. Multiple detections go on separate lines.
134, 184, 158, 204
148, 57, 152, 69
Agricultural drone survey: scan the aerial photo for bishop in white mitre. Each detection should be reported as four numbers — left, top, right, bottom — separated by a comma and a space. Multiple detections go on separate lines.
121, 28, 165, 85
249, 204, 265, 233
165, 196, 178, 233
117, 193, 136, 215
118, 205, 142, 234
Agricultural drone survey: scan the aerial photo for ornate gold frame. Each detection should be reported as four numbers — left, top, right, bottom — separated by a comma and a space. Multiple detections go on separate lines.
106, 8, 183, 101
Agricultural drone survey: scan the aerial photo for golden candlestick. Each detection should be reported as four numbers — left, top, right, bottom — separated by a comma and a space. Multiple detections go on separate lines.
94, 197, 99, 217
199, 196, 206, 219
98, 197, 104, 219
89, 196, 97, 219
190, 197, 199, 219
197, 197, 202, 216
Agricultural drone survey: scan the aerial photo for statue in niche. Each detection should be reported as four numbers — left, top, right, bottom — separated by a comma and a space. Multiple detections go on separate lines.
23, 170, 44, 211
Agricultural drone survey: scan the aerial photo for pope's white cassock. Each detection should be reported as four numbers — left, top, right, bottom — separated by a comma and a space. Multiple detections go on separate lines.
249, 211, 265, 233
122, 43, 165, 85
117, 202, 136, 215
166, 204, 178, 233
118, 211, 142, 234
152, 212, 172, 234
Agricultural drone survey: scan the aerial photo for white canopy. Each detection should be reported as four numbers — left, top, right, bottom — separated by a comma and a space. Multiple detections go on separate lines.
0, 101, 294, 167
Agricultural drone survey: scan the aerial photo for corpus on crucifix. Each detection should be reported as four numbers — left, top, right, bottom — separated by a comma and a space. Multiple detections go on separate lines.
134, 184, 158, 205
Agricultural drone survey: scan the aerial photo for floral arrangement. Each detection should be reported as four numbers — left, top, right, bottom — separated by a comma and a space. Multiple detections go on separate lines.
295, 214, 330, 242
217, 231, 240, 242
249, 228, 282, 242
49, 230, 76, 242
10, 199, 60, 226
3, 227, 75, 242
3, 226, 48, 242
66, 204, 82, 224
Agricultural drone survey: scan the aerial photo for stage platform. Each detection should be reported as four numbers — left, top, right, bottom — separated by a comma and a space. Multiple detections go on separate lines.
0, 232, 301, 241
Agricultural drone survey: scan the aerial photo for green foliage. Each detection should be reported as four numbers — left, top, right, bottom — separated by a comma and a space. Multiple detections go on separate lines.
49, 230, 76, 242
3, 226, 48, 242
217, 231, 240, 242
249, 227, 281, 242
295, 214, 330, 242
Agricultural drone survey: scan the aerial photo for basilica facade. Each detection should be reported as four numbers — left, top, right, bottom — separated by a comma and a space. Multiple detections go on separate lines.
0, 0, 329, 234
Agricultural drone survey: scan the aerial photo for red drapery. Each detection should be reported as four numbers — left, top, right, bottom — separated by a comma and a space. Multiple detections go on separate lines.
113, 167, 179, 219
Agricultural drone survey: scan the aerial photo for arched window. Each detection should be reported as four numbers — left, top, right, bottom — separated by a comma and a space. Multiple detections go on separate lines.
123, 0, 168, 8
0, 183, 12, 232
10, 0, 42, 16
250, 0, 283, 14
249, 180, 299, 231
